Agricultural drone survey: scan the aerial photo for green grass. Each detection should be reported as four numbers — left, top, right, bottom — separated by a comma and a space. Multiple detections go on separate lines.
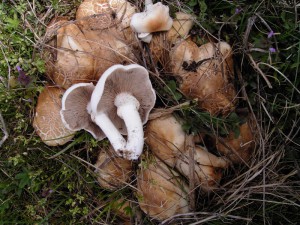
1, 0, 300, 224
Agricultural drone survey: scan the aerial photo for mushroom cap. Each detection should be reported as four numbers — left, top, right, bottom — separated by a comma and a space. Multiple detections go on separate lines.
44, 18, 95, 89
145, 114, 228, 191
90, 64, 156, 135
76, 0, 136, 32
130, 2, 173, 34
216, 121, 256, 164
145, 114, 186, 166
137, 155, 189, 221
95, 146, 133, 190
60, 82, 105, 140
83, 28, 137, 80
171, 41, 237, 115
33, 86, 75, 146
166, 12, 195, 44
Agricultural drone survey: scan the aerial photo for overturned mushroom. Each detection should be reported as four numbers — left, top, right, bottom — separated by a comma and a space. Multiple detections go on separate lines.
136, 155, 189, 221
44, 18, 95, 89
90, 64, 156, 160
216, 120, 256, 164
145, 114, 228, 191
130, 0, 173, 43
95, 146, 133, 190
33, 86, 75, 146
60, 82, 105, 140
171, 40, 237, 115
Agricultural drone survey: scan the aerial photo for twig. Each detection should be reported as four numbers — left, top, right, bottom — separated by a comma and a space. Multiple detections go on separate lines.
0, 112, 9, 147
148, 101, 190, 120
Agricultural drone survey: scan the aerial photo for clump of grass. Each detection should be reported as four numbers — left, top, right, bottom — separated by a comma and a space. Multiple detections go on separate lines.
0, 0, 299, 224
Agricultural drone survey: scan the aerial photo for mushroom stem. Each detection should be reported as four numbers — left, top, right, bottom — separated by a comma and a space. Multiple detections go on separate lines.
94, 113, 126, 151
115, 93, 144, 160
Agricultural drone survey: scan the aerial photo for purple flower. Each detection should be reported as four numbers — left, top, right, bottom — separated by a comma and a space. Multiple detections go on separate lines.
235, 7, 242, 14
16, 66, 31, 86
268, 30, 274, 38
269, 47, 276, 53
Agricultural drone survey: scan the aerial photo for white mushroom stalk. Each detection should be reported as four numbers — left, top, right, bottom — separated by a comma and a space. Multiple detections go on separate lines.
115, 93, 144, 156
90, 64, 156, 160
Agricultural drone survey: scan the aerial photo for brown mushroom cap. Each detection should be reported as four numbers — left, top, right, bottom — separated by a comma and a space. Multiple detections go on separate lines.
76, 0, 136, 32
44, 18, 95, 89
145, 114, 228, 191
92, 64, 156, 135
95, 146, 133, 190
216, 121, 256, 164
137, 155, 189, 221
166, 12, 195, 44
60, 83, 105, 140
171, 41, 237, 115
33, 86, 75, 146
83, 28, 137, 80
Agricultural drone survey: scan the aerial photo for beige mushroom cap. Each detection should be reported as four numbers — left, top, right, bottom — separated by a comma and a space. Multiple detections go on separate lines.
166, 12, 195, 44
60, 83, 105, 140
33, 86, 75, 146
137, 155, 189, 221
76, 0, 136, 31
44, 18, 95, 89
216, 121, 256, 164
171, 41, 237, 115
145, 114, 228, 191
95, 146, 133, 190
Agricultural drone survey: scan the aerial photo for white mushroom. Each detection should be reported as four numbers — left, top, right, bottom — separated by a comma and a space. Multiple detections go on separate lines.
130, 0, 173, 43
90, 64, 156, 160
60, 82, 105, 140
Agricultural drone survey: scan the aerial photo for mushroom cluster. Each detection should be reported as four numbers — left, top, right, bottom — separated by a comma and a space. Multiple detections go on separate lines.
32, 1, 257, 223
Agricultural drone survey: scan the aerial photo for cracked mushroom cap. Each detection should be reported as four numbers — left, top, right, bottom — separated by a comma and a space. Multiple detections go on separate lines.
137, 155, 189, 221
216, 120, 256, 164
95, 146, 133, 190
60, 82, 105, 140
90, 64, 156, 135
146, 114, 228, 191
76, 0, 136, 32
171, 40, 237, 115
44, 18, 95, 89
33, 86, 75, 146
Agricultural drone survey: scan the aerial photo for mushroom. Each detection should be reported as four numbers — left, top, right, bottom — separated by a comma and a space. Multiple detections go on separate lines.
171, 40, 237, 115
149, 11, 195, 66
60, 82, 105, 140
76, 0, 138, 80
90, 64, 156, 160
145, 114, 228, 191
33, 86, 75, 146
76, 0, 136, 34
216, 120, 256, 164
136, 155, 189, 221
130, 0, 173, 43
166, 12, 195, 44
44, 17, 95, 89
94, 146, 133, 190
